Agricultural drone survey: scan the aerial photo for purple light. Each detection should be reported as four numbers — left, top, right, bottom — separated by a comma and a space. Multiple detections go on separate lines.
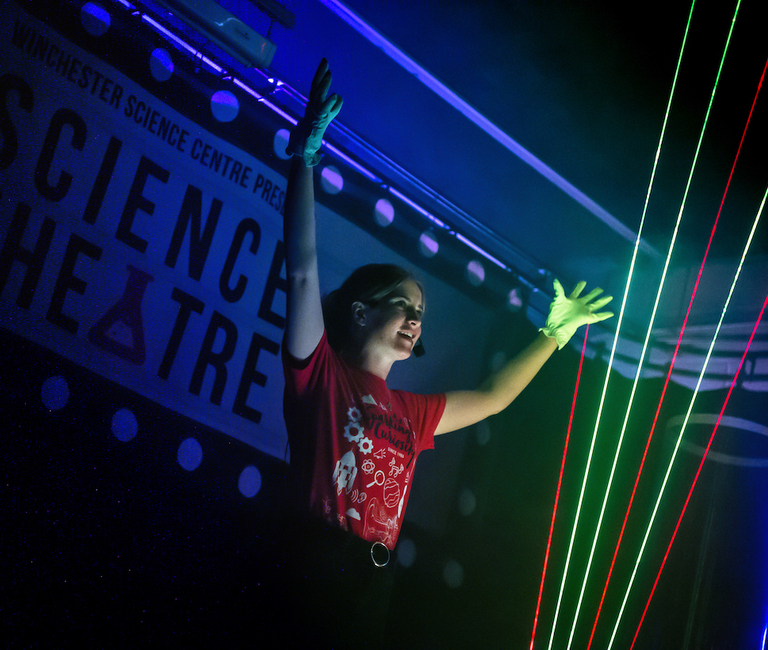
211, 90, 239, 122
387, 187, 446, 228
232, 77, 262, 101
466, 260, 485, 286
324, 142, 381, 182
508, 287, 524, 311
419, 231, 439, 257
232, 75, 297, 124
388, 188, 505, 267
81, 2, 111, 36
41, 375, 69, 411
374, 198, 395, 227
273, 129, 291, 160
149, 47, 174, 81
262, 99, 297, 125
141, 14, 224, 73
318, 0, 659, 258
112, 408, 138, 442
119, 0, 525, 278
456, 233, 506, 269
238, 465, 262, 497
320, 165, 344, 194
177, 437, 203, 471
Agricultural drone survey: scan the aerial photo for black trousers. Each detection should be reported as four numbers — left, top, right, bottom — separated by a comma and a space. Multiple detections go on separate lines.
261, 515, 398, 649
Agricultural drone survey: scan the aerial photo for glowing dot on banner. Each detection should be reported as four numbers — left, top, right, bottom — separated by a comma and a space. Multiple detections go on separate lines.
238, 465, 262, 497
507, 286, 525, 311
273, 129, 291, 160
458, 488, 477, 516
443, 560, 464, 588
210, 90, 239, 122
80, 3, 110, 36
489, 350, 507, 373
419, 231, 439, 257
320, 165, 343, 194
149, 48, 174, 82
111, 408, 138, 442
397, 538, 417, 568
177, 437, 203, 471
374, 198, 394, 227
466, 260, 485, 286
475, 420, 491, 446
41, 375, 69, 411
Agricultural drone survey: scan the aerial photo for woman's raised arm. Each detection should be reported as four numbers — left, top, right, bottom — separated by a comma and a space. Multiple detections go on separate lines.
282, 60, 343, 360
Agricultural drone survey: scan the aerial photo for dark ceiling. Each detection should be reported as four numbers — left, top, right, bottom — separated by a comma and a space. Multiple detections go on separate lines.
364, 1, 764, 223
318, 0, 768, 259
249, 0, 768, 342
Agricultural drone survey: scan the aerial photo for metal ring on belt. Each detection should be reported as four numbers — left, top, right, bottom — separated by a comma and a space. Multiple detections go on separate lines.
370, 541, 390, 567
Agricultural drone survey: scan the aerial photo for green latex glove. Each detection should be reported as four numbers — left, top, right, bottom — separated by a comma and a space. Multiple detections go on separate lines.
540, 279, 614, 349
286, 59, 343, 166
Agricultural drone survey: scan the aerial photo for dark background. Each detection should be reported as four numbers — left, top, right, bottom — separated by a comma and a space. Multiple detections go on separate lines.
4, 320, 767, 647
3, 0, 768, 647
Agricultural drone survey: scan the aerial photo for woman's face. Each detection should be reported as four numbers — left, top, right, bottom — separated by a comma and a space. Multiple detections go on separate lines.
360, 278, 424, 360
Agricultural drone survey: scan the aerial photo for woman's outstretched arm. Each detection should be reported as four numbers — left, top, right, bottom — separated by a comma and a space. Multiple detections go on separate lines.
435, 280, 613, 435
282, 60, 343, 360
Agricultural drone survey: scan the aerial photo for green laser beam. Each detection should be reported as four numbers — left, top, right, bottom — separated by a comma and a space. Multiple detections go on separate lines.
607, 182, 766, 649
565, 0, 742, 645
543, 2, 697, 647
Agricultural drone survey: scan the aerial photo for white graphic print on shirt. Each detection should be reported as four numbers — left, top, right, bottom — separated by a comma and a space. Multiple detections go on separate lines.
333, 393, 417, 546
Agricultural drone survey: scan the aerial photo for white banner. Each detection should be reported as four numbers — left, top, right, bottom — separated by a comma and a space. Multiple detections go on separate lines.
1, 3, 291, 459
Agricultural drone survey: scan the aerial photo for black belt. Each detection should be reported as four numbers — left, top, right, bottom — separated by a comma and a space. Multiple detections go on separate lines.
327, 521, 392, 568
295, 516, 392, 568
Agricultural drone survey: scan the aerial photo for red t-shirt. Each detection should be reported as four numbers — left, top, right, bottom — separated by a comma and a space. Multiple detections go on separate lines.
283, 332, 446, 549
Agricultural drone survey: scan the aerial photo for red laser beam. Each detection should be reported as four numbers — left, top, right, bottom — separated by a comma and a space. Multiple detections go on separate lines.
586, 53, 768, 649
629, 287, 768, 649
529, 326, 589, 650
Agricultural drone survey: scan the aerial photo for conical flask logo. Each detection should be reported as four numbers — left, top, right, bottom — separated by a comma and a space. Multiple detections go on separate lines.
88, 264, 154, 364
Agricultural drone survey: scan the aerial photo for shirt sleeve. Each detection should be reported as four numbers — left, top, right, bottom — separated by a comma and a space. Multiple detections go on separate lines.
282, 330, 333, 397
394, 389, 446, 454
